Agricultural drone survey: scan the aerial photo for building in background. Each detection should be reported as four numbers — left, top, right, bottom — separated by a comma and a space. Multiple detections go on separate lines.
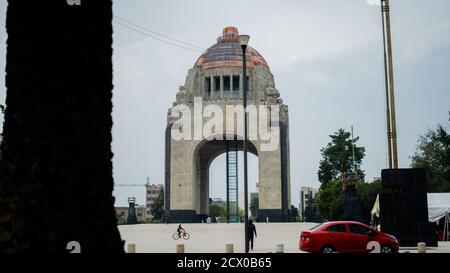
211, 197, 224, 204
114, 184, 164, 223
145, 184, 163, 220
299, 187, 319, 222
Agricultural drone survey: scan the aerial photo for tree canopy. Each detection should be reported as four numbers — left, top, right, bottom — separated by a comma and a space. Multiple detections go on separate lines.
317, 179, 380, 224
250, 196, 259, 219
411, 112, 450, 192
318, 128, 365, 188
150, 188, 165, 221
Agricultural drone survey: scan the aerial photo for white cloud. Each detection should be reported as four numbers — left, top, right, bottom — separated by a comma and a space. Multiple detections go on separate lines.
366, 0, 381, 6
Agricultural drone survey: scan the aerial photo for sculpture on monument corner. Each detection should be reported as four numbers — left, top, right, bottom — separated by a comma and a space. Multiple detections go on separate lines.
127, 197, 138, 224
341, 168, 361, 221
341, 126, 362, 221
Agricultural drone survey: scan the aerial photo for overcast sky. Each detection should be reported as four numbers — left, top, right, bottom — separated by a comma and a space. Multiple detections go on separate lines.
1, 0, 449, 208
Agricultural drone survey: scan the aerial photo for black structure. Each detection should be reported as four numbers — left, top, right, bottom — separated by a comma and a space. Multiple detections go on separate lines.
343, 186, 361, 221
341, 172, 361, 221
380, 168, 437, 246
240, 35, 250, 254
127, 199, 138, 225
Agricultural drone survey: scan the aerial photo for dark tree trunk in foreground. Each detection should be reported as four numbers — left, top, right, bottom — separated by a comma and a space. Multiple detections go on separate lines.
0, 0, 124, 253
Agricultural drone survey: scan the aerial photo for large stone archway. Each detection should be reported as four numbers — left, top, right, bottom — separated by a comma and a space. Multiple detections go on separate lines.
193, 137, 258, 219
164, 27, 291, 223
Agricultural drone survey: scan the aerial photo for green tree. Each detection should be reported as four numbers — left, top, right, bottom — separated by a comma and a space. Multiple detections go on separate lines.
317, 180, 344, 220
150, 188, 165, 221
304, 194, 321, 222
209, 202, 227, 220
318, 179, 380, 224
357, 180, 381, 224
318, 129, 365, 188
411, 113, 450, 192
117, 215, 127, 225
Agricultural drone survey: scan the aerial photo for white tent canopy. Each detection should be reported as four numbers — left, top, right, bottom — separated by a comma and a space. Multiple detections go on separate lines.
428, 193, 450, 223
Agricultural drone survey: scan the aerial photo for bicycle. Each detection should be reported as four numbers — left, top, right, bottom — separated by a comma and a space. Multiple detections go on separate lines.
172, 230, 190, 240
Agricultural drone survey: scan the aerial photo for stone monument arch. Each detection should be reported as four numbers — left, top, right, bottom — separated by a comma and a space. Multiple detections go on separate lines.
165, 27, 291, 223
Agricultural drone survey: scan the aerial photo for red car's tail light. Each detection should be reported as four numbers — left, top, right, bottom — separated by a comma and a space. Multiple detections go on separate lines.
300, 232, 311, 241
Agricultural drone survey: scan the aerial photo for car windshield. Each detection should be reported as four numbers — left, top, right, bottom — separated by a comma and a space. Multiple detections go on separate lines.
309, 223, 324, 231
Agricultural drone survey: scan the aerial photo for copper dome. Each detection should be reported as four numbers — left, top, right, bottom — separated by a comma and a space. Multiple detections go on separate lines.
194, 27, 269, 70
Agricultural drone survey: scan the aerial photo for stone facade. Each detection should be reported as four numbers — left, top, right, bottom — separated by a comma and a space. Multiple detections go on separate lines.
165, 27, 291, 223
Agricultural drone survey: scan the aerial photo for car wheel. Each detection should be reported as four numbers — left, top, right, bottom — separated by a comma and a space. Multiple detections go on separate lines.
380, 245, 393, 253
321, 246, 335, 253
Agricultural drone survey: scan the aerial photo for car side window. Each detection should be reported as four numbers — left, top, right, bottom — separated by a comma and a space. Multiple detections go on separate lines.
349, 224, 371, 235
326, 224, 346, 233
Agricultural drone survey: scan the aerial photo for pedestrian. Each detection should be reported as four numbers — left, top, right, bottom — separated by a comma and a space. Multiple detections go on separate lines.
248, 220, 257, 250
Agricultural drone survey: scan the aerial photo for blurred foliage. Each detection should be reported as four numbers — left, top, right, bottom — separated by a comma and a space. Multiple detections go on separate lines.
318, 129, 365, 189
411, 113, 450, 192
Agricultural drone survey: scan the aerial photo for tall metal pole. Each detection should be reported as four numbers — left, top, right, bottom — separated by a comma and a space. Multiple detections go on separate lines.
351, 126, 356, 171
381, 0, 393, 169
241, 44, 249, 254
382, 0, 399, 168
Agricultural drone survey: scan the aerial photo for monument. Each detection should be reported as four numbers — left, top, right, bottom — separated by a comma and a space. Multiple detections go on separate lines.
165, 27, 291, 223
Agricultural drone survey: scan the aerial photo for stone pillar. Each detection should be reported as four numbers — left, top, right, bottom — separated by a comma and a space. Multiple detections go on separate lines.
225, 244, 234, 253
418, 242, 426, 253
257, 147, 284, 221
170, 139, 195, 212
276, 244, 284, 253
239, 74, 243, 98
127, 244, 136, 253
220, 75, 224, 99
211, 75, 215, 100
229, 74, 233, 99
176, 244, 185, 253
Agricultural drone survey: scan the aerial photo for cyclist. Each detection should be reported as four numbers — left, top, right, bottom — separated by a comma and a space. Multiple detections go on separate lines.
176, 224, 185, 237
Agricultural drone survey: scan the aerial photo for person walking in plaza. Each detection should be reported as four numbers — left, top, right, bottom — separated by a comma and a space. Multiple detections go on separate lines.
248, 220, 257, 250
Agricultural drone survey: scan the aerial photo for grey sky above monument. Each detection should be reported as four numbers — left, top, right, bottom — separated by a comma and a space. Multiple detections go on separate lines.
0, 0, 449, 207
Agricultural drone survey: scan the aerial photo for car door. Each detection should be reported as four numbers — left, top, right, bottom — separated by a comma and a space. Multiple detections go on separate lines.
323, 224, 349, 253
348, 224, 372, 253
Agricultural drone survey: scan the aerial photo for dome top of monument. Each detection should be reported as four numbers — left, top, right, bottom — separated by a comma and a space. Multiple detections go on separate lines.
194, 26, 269, 70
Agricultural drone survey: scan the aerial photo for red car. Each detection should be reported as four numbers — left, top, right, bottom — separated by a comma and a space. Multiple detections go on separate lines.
299, 221, 399, 253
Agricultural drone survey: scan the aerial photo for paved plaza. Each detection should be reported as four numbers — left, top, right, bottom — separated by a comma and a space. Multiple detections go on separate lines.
118, 222, 450, 253
119, 222, 317, 253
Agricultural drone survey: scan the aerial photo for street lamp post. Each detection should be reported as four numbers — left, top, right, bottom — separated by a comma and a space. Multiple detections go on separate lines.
238, 34, 250, 254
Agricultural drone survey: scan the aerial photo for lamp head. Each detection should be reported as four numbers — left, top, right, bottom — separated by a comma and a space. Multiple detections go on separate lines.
238, 34, 250, 48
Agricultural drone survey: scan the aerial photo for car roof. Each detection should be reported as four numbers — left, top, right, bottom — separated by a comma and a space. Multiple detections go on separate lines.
322, 221, 368, 225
